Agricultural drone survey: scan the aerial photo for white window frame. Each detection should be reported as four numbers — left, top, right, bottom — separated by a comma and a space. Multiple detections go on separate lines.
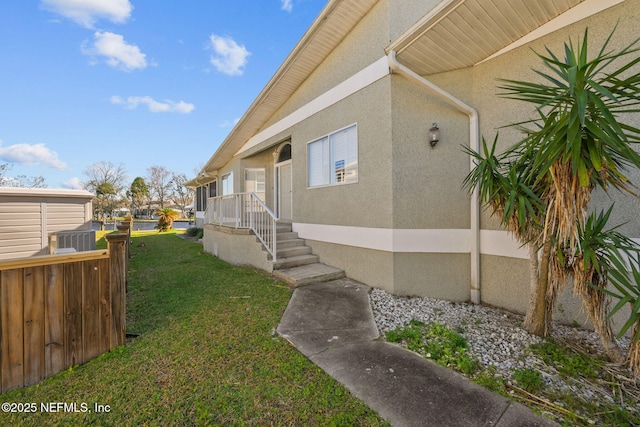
307, 123, 358, 188
244, 168, 266, 200
221, 172, 234, 195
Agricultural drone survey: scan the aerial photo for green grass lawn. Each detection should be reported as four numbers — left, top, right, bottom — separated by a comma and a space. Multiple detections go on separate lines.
0, 230, 386, 426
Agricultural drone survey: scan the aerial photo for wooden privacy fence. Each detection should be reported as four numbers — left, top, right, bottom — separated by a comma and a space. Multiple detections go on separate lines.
0, 233, 128, 393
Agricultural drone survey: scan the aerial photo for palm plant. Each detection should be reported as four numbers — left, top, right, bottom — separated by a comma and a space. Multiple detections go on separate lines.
464, 28, 640, 369
155, 208, 180, 232
606, 254, 640, 373
574, 207, 640, 367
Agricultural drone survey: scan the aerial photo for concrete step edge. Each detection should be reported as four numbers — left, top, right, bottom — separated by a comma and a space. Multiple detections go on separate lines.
276, 238, 306, 248
277, 246, 312, 256
273, 254, 319, 269
272, 263, 345, 287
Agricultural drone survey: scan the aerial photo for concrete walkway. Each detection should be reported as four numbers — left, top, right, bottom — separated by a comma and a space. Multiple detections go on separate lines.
277, 279, 559, 427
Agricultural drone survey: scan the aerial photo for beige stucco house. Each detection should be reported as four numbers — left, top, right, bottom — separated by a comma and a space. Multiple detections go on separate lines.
189, 0, 640, 325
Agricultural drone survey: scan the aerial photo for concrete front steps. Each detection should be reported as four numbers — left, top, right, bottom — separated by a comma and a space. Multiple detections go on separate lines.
269, 222, 345, 287
274, 263, 346, 288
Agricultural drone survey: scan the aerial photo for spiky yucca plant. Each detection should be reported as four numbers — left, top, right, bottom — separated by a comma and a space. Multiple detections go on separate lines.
464, 28, 640, 370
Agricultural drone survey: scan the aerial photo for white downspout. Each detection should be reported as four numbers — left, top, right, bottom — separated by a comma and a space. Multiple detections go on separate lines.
387, 50, 481, 304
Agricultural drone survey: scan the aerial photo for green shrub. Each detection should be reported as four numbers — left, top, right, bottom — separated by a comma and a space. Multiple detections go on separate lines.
512, 368, 544, 394
530, 339, 601, 379
385, 321, 424, 352
186, 227, 204, 238
473, 367, 506, 396
386, 321, 479, 375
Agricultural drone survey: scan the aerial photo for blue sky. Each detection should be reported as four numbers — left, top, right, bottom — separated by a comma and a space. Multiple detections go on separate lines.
0, 0, 325, 189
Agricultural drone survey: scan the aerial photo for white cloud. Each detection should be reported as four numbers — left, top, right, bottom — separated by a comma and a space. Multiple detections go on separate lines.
219, 118, 240, 128
62, 177, 83, 190
82, 31, 147, 71
41, 0, 133, 29
0, 142, 67, 170
281, 0, 293, 12
111, 95, 195, 114
208, 34, 250, 76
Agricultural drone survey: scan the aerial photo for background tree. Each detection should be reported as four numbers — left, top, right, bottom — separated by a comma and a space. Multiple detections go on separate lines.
146, 165, 172, 209
171, 172, 193, 218
83, 161, 127, 220
16, 175, 47, 188
94, 182, 117, 222
0, 163, 47, 188
464, 29, 640, 368
128, 177, 150, 218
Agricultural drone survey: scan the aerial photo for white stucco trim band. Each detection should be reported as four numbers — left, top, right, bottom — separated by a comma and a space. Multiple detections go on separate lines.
292, 223, 528, 259
235, 56, 391, 156
293, 223, 640, 270
479, 230, 528, 259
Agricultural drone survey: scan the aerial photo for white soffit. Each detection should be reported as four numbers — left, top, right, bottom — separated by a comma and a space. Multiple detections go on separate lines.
201, 0, 377, 173
387, 0, 624, 76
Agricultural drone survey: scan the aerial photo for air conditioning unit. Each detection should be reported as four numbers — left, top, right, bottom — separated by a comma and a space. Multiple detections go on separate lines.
49, 230, 96, 254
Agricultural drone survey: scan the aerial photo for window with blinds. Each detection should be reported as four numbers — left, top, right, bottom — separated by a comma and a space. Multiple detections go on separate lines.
307, 124, 358, 188
221, 172, 234, 195
245, 168, 265, 201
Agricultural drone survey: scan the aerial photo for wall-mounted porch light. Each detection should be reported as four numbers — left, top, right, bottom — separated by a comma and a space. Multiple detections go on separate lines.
429, 123, 441, 148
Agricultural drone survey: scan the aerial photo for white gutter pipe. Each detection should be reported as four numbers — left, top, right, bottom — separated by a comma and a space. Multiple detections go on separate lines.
387, 50, 481, 304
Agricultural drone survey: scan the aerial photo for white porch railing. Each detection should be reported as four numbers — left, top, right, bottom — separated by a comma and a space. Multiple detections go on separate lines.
205, 193, 278, 262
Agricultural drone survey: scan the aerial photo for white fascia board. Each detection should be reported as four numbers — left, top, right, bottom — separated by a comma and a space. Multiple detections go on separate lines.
478, 0, 625, 65
235, 56, 390, 156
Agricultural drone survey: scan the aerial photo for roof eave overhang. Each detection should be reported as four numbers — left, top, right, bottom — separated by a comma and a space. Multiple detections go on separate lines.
386, 0, 467, 56
386, 0, 624, 77
185, 171, 218, 188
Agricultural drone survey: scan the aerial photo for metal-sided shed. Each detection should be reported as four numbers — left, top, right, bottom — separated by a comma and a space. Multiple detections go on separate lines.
0, 188, 94, 260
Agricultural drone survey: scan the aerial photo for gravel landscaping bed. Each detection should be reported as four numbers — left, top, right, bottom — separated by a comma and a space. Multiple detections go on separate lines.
370, 288, 638, 425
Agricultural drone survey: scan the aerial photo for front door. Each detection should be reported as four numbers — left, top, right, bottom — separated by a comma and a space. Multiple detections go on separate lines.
276, 161, 292, 220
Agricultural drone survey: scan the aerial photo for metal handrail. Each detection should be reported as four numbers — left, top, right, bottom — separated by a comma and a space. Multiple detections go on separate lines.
205, 193, 278, 262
